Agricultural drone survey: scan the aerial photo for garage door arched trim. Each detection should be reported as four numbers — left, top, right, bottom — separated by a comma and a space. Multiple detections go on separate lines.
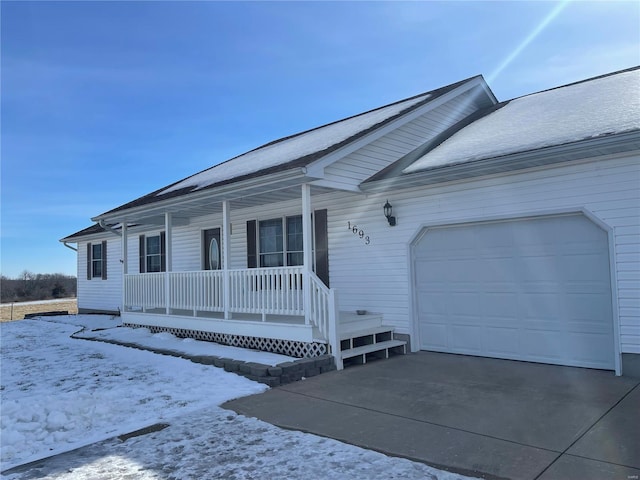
408, 208, 621, 375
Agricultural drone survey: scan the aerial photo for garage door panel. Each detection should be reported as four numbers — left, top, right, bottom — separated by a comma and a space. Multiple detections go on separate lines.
449, 325, 483, 353
483, 327, 521, 356
420, 323, 448, 349
415, 229, 473, 254
522, 330, 565, 361
415, 260, 449, 282
564, 281, 610, 293
481, 258, 519, 282
519, 293, 562, 320
417, 292, 448, 315
415, 214, 615, 370
517, 255, 559, 281
571, 334, 614, 365
447, 293, 480, 316
481, 293, 519, 318
561, 254, 610, 281
565, 293, 611, 323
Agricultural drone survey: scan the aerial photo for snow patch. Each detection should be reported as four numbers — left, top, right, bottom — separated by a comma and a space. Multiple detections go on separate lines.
0, 319, 266, 470
74, 320, 295, 366
1, 316, 477, 480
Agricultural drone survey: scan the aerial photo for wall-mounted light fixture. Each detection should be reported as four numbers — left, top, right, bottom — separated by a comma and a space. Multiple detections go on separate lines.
383, 200, 396, 226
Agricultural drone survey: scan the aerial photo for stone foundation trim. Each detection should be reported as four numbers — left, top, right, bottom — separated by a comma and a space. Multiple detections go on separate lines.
73, 330, 336, 387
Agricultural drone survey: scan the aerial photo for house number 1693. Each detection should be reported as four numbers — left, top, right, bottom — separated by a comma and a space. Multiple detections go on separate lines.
347, 222, 370, 245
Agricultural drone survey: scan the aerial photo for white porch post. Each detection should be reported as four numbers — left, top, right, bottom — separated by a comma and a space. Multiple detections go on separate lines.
302, 184, 312, 325
222, 200, 231, 319
165, 212, 172, 315
121, 222, 128, 313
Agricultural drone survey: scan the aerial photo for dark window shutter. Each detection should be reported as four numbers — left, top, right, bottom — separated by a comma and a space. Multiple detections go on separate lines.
101, 240, 107, 280
314, 209, 329, 287
87, 243, 92, 280
160, 231, 166, 272
247, 220, 257, 268
139, 235, 145, 273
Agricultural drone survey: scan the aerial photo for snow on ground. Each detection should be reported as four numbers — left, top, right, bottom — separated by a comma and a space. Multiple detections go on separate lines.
2, 406, 472, 480
405, 68, 640, 173
0, 318, 266, 471
1, 316, 476, 480
38, 314, 119, 330
71, 318, 294, 366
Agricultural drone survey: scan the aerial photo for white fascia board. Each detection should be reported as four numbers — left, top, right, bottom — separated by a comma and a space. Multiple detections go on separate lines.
93, 168, 311, 225
59, 231, 113, 243
305, 77, 495, 179
361, 131, 640, 193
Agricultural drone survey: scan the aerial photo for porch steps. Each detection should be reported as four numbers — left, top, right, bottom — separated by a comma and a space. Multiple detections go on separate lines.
341, 340, 407, 364
338, 312, 407, 367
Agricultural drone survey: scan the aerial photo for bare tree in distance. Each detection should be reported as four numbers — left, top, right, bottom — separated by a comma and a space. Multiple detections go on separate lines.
1, 273, 77, 303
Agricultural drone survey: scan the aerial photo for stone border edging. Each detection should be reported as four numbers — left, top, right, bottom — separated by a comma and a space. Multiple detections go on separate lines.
71, 332, 336, 387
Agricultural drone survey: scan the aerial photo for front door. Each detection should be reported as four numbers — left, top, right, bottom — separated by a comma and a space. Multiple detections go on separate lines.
203, 228, 221, 270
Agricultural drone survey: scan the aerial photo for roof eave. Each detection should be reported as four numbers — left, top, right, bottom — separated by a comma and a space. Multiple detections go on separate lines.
59, 226, 108, 243
93, 167, 312, 225
361, 130, 640, 193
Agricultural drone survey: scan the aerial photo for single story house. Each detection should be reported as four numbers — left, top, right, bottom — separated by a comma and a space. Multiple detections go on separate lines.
62, 66, 640, 375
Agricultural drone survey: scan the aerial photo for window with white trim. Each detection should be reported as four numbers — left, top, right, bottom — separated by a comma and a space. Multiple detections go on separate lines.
139, 233, 165, 273
258, 216, 304, 267
92, 243, 103, 278
87, 240, 107, 280
146, 235, 163, 273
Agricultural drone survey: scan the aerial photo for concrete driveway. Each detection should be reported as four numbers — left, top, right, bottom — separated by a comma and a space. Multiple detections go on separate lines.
223, 352, 640, 480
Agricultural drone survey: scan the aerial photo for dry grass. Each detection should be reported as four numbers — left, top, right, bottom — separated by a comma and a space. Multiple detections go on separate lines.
0, 299, 78, 322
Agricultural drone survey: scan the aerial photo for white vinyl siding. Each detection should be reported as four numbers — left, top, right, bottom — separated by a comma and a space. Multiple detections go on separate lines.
322, 89, 485, 188
320, 154, 639, 354
77, 238, 122, 312
91, 153, 638, 354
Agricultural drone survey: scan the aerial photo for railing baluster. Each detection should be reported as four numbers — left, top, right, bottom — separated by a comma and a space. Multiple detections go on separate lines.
125, 266, 318, 319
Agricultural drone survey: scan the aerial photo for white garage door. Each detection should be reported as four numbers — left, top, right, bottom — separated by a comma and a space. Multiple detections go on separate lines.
413, 214, 615, 370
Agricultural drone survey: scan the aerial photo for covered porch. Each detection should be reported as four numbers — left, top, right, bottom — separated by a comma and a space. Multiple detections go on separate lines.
123, 266, 336, 346
109, 178, 344, 367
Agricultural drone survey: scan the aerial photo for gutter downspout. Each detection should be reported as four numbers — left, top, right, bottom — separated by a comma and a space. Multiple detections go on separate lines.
99, 219, 122, 237
63, 242, 78, 252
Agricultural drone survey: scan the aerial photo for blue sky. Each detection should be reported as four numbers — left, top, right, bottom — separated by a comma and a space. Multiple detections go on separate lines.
1, 1, 639, 278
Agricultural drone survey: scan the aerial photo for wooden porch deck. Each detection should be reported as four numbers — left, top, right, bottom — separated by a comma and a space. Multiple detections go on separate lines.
122, 310, 384, 344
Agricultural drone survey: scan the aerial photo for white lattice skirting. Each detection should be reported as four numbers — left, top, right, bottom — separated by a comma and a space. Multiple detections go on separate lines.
123, 323, 328, 358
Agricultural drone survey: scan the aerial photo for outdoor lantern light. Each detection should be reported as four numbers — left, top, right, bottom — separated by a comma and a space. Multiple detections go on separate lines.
383, 200, 396, 226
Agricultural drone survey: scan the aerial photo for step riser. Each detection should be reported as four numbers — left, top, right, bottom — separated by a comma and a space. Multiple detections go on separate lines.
337, 313, 407, 367
341, 340, 407, 363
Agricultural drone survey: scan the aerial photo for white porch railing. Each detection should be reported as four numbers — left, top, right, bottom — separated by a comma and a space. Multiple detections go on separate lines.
228, 267, 304, 316
125, 272, 165, 310
124, 267, 341, 368
124, 267, 307, 317
308, 271, 340, 368
169, 271, 224, 313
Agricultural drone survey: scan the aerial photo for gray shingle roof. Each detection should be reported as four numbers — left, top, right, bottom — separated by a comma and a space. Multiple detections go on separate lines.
96, 76, 480, 218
